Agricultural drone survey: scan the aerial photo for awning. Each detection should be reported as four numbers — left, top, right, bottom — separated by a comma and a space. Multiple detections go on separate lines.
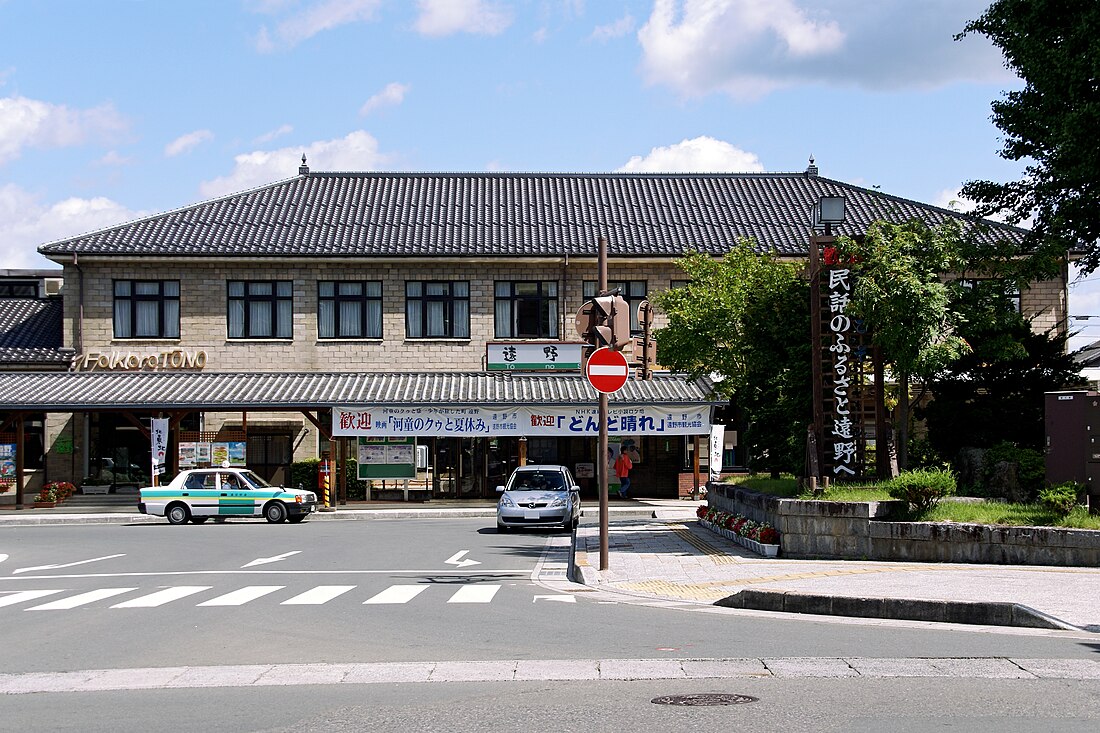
0, 370, 723, 412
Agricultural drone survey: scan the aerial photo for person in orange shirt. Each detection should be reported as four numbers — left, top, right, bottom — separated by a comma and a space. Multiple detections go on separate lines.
614, 448, 633, 499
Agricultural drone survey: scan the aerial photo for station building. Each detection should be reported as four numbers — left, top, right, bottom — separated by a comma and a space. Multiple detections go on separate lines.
0, 160, 1064, 506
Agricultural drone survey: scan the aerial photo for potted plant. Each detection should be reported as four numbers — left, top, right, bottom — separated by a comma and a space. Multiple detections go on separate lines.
43, 481, 76, 503
34, 485, 58, 508
80, 476, 112, 495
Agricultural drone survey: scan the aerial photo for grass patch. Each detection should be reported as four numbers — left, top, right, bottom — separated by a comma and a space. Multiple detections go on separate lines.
723, 474, 1100, 529
920, 501, 1100, 529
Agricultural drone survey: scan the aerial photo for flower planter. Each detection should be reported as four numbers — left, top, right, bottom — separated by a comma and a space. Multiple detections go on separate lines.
700, 518, 780, 558
33, 501, 56, 508
81, 484, 112, 495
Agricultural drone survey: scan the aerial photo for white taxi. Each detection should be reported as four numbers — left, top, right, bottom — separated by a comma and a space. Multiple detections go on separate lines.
139, 468, 318, 524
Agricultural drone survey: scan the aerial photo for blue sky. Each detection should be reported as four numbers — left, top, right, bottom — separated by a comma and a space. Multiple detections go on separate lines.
2, 0, 1095, 347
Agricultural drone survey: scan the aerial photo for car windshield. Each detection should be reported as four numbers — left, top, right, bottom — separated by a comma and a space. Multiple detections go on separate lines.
239, 470, 273, 489
507, 471, 566, 491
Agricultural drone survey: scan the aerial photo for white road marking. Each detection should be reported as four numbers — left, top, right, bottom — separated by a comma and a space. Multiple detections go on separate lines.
241, 551, 301, 568
447, 585, 500, 604
281, 585, 356, 605
27, 588, 137, 610
197, 586, 285, 606
533, 595, 577, 603
588, 364, 627, 376
444, 550, 481, 568
111, 586, 212, 608
0, 553, 7, 564
13, 554, 126, 575
363, 585, 428, 605
0, 589, 66, 608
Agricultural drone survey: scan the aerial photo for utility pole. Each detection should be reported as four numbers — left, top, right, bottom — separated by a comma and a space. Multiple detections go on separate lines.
597, 236, 610, 571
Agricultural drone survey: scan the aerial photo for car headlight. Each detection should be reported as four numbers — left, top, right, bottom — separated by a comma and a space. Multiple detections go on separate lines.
500, 494, 515, 507
549, 497, 566, 508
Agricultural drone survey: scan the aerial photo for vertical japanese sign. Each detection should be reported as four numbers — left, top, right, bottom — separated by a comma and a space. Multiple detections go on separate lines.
708, 425, 725, 481
824, 267, 857, 477
151, 418, 169, 476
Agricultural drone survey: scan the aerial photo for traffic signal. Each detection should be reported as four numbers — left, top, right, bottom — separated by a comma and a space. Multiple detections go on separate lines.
575, 294, 630, 350
593, 294, 631, 350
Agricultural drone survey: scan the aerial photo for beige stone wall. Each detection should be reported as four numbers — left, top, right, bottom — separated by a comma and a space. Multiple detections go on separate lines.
61, 259, 683, 372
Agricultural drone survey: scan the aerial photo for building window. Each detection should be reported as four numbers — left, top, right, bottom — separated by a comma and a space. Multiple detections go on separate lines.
406, 281, 469, 338
227, 280, 292, 339
959, 278, 1021, 313
0, 281, 39, 298
494, 281, 558, 338
584, 280, 647, 333
319, 281, 382, 339
113, 280, 180, 339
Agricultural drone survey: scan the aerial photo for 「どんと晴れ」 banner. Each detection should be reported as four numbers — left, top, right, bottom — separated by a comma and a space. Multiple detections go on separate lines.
331, 405, 712, 438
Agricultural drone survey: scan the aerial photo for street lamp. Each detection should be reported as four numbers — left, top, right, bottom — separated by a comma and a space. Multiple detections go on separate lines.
812, 195, 846, 235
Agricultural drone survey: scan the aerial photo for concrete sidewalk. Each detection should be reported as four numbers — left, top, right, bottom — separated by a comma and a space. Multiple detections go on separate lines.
573, 517, 1100, 634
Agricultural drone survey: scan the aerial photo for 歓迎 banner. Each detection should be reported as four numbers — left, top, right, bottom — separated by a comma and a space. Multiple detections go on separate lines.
332, 404, 711, 437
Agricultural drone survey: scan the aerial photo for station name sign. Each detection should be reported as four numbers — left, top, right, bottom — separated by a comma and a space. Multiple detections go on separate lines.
332, 404, 711, 437
73, 349, 209, 372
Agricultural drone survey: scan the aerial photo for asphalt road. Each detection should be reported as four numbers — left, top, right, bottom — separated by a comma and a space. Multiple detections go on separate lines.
2, 517, 1099, 731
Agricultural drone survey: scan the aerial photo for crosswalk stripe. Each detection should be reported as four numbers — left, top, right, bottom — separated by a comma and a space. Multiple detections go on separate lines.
363, 585, 428, 605
27, 588, 138, 610
447, 585, 501, 604
111, 586, 212, 608
197, 586, 285, 607
281, 585, 357, 605
0, 590, 66, 608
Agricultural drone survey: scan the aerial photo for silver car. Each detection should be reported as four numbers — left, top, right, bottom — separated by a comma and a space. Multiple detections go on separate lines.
496, 464, 581, 533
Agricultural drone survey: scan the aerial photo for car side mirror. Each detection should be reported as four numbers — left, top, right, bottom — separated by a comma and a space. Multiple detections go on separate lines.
570, 485, 581, 493
496, 485, 506, 493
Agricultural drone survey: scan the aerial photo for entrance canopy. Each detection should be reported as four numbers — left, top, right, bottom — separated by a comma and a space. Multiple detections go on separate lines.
0, 371, 721, 426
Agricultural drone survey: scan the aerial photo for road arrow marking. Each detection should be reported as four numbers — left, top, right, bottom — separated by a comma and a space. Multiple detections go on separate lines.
0, 554, 7, 564
534, 595, 577, 603
444, 550, 481, 568
242, 551, 301, 568
13, 553, 126, 575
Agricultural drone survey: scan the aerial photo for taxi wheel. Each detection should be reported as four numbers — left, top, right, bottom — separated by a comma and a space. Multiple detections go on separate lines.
166, 503, 190, 525
264, 502, 288, 523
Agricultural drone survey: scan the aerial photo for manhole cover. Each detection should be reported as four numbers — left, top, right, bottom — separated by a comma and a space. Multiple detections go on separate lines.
651, 693, 758, 706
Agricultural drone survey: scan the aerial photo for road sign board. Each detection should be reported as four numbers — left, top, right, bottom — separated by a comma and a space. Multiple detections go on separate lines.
585, 347, 629, 393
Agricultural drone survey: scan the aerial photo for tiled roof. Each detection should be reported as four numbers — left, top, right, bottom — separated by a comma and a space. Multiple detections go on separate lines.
37, 172, 1026, 259
0, 298, 69, 366
0, 371, 721, 411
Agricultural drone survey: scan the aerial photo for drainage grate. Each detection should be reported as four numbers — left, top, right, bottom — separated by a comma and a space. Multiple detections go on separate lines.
652, 693, 759, 706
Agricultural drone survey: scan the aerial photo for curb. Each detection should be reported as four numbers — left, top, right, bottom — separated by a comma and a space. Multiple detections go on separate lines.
715, 589, 1080, 631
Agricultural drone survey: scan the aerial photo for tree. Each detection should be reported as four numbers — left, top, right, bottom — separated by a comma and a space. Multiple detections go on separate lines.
835, 219, 971, 470
652, 242, 811, 476
957, 1, 1100, 273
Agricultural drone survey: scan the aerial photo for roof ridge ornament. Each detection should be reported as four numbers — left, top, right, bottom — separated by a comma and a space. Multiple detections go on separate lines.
299, 154, 309, 176
806, 155, 818, 176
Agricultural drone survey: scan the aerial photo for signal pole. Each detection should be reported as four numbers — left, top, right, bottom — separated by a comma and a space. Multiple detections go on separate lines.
597, 236, 609, 571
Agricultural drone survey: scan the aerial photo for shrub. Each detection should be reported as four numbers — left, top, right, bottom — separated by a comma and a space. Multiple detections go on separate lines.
1038, 482, 1080, 518
982, 442, 1044, 502
887, 467, 956, 513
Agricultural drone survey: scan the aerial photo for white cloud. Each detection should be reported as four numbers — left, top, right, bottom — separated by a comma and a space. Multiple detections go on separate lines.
254, 0, 383, 51
96, 150, 131, 167
591, 14, 634, 42
617, 136, 765, 173
359, 82, 410, 116
0, 183, 145, 268
253, 124, 294, 144
164, 129, 214, 157
199, 130, 392, 198
0, 95, 128, 164
414, 0, 513, 37
638, 0, 1010, 100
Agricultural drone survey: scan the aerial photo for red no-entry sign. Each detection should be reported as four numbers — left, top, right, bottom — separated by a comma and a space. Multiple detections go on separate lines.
585, 347, 629, 393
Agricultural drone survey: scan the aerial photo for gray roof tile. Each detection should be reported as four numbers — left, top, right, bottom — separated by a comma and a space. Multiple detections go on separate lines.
0, 298, 68, 365
0, 371, 720, 411
37, 172, 1025, 259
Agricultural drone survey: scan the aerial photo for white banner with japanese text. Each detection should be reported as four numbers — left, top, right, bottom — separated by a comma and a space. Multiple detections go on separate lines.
332, 404, 712, 437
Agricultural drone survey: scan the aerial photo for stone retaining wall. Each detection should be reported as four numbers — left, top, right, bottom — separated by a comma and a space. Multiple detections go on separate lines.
707, 481, 1100, 567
